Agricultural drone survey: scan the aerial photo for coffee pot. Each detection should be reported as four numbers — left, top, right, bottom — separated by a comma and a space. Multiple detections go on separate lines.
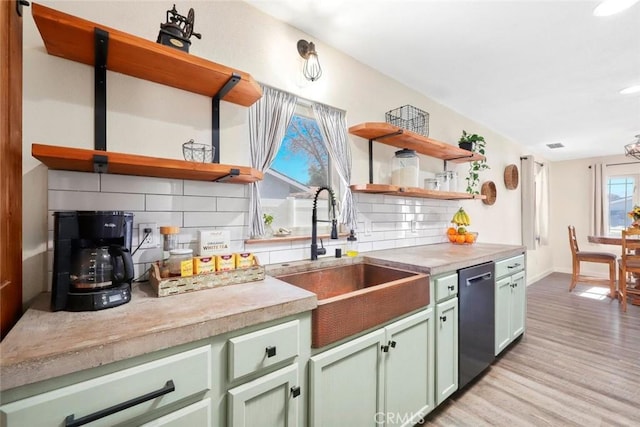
70, 245, 133, 291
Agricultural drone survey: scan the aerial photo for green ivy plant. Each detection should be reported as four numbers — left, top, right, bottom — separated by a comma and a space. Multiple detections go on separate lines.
459, 130, 490, 195
263, 213, 274, 226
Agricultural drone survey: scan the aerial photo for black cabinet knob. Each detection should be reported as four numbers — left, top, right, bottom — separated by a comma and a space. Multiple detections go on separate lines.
440, 315, 447, 322
381, 345, 389, 353
447, 285, 455, 291
290, 386, 301, 398
265, 346, 276, 358
389, 340, 397, 348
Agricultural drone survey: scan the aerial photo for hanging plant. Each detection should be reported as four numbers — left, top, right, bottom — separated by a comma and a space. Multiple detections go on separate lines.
458, 130, 490, 195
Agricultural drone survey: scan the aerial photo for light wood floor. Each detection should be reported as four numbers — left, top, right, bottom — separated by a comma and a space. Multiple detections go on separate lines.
422, 272, 640, 426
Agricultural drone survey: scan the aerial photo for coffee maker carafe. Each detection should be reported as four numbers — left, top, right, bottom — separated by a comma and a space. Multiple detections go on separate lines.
52, 211, 134, 311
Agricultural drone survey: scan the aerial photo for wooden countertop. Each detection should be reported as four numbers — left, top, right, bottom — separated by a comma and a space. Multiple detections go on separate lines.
0, 277, 316, 391
0, 242, 525, 392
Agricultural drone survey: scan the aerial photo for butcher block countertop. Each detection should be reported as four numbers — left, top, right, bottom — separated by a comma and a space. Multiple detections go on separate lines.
0, 242, 524, 392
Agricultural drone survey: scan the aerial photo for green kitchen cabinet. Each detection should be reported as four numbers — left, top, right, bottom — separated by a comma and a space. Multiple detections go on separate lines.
308, 308, 434, 427
495, 254, 526, 356
228, 364, 300, 427
433, 273, 459, 406
0, 345, 212, 427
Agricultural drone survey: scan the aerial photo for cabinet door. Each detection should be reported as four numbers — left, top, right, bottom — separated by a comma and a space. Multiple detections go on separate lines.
510, 271, 526, 340
228, 364, 299, 427
385, 309, 434, 426
495, 276, 511, 355
435, 298, 458, 405
309, 329, 385, 427
141, 398, 211, 426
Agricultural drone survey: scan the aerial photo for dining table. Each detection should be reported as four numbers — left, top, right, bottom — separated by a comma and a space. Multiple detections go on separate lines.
588, 234, 640, 304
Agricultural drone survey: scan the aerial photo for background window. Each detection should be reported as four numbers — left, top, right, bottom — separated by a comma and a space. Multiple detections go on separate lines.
260, 106, 336, 233
607, 175, 639, 233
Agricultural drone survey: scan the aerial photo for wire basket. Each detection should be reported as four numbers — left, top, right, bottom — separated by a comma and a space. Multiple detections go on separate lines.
385, 105, 429, 137
182, 140, 214, 163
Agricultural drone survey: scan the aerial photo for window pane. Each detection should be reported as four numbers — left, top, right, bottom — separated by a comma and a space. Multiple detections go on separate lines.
261, 113, 332, 232
608, 176, 636, 233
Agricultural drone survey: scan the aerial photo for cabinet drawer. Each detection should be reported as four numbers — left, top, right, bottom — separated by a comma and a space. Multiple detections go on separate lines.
434, 273, 458, 302
495, 254, 525, 278
0, 346, 211, 427
228, 320, 299, 381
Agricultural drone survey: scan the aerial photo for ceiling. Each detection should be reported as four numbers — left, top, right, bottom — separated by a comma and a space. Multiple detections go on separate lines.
247, 0, 640, 162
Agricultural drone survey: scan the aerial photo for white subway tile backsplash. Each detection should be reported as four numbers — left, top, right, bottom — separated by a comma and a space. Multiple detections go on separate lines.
48, 190, 145, 211
182, 196, 218, 212
184, 181, 247, 197
49, 170, 100, 191
101, 174, 183, 195
46, 172, 455, 276
145, 195, 185, 211
184, 211, 245, 227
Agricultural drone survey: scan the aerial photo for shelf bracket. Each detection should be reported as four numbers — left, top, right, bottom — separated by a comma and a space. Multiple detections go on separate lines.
92, 154, 108, 173
213, 168, 240, 182
212, 73, 242, 164
367, 130, 404, 184
94, 28, 109, 151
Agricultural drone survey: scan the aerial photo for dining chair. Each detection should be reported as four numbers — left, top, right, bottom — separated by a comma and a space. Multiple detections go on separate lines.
568, 225, 617, 298
618, 227, 640, 312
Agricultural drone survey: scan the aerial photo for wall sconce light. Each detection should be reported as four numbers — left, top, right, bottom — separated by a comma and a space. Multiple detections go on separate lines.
297, 39, 322, 82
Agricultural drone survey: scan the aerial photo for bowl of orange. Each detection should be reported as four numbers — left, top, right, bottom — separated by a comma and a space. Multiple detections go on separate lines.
447, 228, 478, 245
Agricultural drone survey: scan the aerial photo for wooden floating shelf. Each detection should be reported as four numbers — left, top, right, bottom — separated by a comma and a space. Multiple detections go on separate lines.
349, 122, 485, 163
32, 144, 263, 183
31, 3, 262, 106
351, 184, 486, 200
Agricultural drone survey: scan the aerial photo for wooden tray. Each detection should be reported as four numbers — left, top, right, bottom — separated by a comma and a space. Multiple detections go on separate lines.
149, 262, 265, 297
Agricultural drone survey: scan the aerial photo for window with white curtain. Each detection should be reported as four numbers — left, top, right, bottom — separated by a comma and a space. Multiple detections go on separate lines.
259, 103, 339, 233
606, 171, 639, 234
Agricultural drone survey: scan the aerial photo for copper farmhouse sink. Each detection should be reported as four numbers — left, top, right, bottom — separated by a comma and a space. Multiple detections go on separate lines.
275, 262, 429, 348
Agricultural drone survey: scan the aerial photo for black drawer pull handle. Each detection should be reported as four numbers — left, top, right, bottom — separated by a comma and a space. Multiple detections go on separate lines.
65, 380, 175, 427
291, 386, 301, 398
440, 315, 447, 322
266, 346, 277, 358
508, 263, 521, 269
389, 340, 397, 348
447, 285, 455, 291
381, 344, 389, 353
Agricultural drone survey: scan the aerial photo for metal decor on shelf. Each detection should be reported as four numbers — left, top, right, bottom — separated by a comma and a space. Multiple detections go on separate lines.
385, 105, 429, 137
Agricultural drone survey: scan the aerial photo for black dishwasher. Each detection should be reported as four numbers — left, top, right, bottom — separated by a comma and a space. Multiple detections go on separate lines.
458, 261, 495, 389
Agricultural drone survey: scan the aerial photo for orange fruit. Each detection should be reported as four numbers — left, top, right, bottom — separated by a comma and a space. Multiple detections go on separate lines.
447, 227, 457, 236
455, 235, 466, 244
465, 233, 476, 244
448, 234, 457, 242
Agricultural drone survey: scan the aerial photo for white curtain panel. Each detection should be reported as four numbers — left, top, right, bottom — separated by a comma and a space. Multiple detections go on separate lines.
311, 103, 358, 230
248, 86, 297, 237
521, 156, 549, 249
589, 163, 607, 236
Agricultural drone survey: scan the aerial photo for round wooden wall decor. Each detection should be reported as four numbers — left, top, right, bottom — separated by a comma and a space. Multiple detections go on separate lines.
504, 164, 519, 190
481, 181, 497, 205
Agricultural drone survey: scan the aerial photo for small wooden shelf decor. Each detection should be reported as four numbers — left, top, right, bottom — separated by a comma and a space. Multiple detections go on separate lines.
31, 3, 262, 106
32, 143, 263, 183
349, 122, 485, 163
350, 184, 486, 200
149, 262, 266, 297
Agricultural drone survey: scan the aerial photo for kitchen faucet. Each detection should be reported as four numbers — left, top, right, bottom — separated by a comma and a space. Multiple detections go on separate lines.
311, 186, 339, 260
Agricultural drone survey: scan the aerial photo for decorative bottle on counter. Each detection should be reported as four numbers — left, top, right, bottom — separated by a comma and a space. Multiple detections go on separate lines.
346, 229, 359, 257
391, 149, 419, 187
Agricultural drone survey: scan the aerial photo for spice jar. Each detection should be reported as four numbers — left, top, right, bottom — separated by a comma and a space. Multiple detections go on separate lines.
169, 248, 193, 277
391, 149, 419, 187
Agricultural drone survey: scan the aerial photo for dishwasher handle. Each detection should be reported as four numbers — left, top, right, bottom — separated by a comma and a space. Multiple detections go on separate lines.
465, 272, 492, 286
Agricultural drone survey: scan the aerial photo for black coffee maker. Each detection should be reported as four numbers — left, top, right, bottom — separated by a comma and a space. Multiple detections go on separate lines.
52, 211, 134, 311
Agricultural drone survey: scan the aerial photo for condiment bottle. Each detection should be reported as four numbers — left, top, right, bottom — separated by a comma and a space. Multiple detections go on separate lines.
346, 230, 359, 257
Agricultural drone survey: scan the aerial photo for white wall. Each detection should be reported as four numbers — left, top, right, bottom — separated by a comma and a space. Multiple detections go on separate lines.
23, 1, 543, 304
549, 154, 639, 277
